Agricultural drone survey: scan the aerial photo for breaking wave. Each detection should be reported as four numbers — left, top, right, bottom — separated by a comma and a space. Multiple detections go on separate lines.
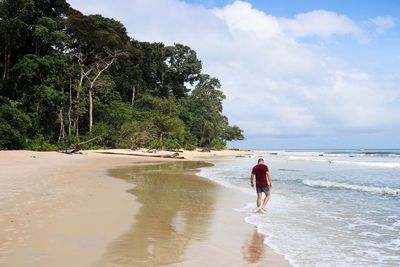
302, 179, 400, 196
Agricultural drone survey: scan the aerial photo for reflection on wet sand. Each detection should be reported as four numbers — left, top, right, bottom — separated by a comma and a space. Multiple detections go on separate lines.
98, 161, 218, 266
242, 228, 266, 264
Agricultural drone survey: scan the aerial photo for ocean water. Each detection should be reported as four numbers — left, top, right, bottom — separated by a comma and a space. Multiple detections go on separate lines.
198, 149, 400, 267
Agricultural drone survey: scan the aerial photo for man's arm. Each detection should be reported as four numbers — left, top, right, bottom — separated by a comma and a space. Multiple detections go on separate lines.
250, 173, 255, 188
266, 171, 272, 188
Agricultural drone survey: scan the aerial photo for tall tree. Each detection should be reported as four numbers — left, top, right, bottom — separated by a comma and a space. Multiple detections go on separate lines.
0, 0, 70, 80
165, 44, 202, 98
185, 74, 231, 147
0, 0, 33, 80
0, 97, 31, 149
66, 13, 129, 132
12, 52, 71, 140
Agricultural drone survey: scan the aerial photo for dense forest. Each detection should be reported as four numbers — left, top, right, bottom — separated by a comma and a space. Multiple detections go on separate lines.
0, 0, 243, 151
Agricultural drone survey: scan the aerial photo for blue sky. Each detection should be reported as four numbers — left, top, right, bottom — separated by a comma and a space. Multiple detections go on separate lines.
184, 1, 400, 72
69, 0, 400, 149
185, 0, 400, 18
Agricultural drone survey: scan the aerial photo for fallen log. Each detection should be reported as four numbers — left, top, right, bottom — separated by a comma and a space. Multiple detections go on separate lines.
167, 149, 184, 153
77, 135, 102, 146
58, 135, 102, 155
58, 143, 82, 155
96, 151, 185, 159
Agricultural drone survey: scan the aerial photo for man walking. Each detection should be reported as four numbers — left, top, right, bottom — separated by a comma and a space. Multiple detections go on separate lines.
250, 158, 272, 212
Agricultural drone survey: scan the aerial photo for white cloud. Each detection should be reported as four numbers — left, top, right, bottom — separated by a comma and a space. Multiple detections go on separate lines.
212, 1, 282, 40
280, 10, 361, 38
369, 16, 396, 34
68, 0, 400, 144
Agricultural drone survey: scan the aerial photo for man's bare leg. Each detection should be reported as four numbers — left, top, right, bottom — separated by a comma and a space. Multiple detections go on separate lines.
262, 192, 270, 210
257, 192, 262, 209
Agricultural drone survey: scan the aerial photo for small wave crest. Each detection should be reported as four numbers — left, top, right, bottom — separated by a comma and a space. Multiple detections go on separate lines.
277, 168, 302, 172
333, 160, 400, 168
302, 180, 400, 196
288, 156, 400, 168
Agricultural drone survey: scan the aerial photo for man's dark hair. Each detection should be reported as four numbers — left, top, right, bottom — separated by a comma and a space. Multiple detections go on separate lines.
258, 158, 264, 163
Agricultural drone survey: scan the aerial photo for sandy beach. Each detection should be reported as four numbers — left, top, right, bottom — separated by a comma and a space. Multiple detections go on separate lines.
0, 149, 289, 266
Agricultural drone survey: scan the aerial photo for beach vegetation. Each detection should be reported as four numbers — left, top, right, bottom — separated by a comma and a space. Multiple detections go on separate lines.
0, 0, 244, 150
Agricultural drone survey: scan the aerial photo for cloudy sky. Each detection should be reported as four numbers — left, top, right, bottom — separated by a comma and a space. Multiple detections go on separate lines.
68, 0, 400, 149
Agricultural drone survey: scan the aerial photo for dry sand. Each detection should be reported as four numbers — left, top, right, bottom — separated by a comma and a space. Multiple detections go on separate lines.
0, 149, 289, 266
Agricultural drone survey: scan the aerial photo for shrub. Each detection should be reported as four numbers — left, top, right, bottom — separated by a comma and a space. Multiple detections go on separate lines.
211, 138, 226, 150
163, 138, 182, 150
0, 98, 31, 149
26, 135, 59, 151
130, 131, 151, 150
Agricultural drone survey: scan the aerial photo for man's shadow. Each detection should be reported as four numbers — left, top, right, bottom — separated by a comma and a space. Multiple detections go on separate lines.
241, 228, 266, 264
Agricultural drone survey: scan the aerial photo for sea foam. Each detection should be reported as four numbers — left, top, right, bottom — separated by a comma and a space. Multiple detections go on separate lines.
198, 154, 400, 266
287, 156, 400, 168
302, 179, 400, 196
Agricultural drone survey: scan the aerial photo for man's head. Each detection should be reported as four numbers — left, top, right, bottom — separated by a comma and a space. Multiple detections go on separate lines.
258, 158, 264, 164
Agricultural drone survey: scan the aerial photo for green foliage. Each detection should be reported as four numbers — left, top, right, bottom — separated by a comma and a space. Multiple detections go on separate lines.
58, 135, 80, 150
66, 13, 129, 62
211, 139, 227, 151
25, 134, 59, 151
0, 0, 244, 151
165, 44, 202, 97
163, 138, 182, 150
33, 17, 67, 53
0, 98, 31, 149
129, 130, 152, 150
81, 122, 109, 149
182, 132, 198, 150
146, 137, 181, 150
179, 74, 237, 148
221, 125, 244, 141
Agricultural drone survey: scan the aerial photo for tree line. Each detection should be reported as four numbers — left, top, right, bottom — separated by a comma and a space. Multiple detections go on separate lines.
0, 0, 244, 150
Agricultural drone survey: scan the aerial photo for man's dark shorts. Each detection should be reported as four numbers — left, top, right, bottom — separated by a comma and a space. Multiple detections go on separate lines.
256, 186, 270, 193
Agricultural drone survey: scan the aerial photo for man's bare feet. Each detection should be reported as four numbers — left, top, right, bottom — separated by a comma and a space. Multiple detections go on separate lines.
253, 207, 261, 212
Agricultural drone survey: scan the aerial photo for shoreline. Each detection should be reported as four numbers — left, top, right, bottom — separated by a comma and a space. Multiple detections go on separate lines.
0, 149, 289, 266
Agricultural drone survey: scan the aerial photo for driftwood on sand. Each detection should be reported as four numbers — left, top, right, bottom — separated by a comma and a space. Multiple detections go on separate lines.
59, 143, 82, 155
59, 136, 102, 155
96, 151, 185, 159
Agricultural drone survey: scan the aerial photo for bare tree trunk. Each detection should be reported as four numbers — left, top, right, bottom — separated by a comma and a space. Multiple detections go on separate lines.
2, 49, 7, 79
131, 85, 136, 105
58, 109, 65, 142
89, 88, 93, 132
75, 67, 86, 136
2, 48, 10, 80
35, 102, 40, 131
86, 57, 116, 132
75, 117, 79, 137
6, 53, 10, 79
68, 79, 73, 136
75, 113, 79, 137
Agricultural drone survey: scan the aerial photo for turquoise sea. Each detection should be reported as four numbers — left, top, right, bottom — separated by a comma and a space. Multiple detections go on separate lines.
199, 149, 400, 267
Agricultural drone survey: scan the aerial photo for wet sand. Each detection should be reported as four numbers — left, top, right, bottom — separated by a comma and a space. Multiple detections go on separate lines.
98, 161, 290, 266
0, 150, 289, 266
0, 150, 142, 266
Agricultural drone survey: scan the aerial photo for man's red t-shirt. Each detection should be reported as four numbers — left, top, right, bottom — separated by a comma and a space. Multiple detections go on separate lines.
252, 164, 269, 187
